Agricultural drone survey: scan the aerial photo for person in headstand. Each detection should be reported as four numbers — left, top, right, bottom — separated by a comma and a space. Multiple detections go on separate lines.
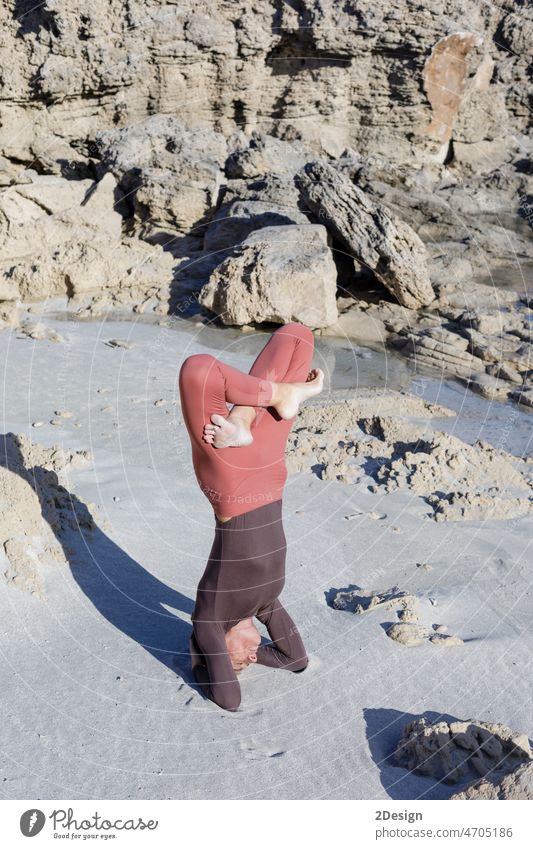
178, 323, 324, 711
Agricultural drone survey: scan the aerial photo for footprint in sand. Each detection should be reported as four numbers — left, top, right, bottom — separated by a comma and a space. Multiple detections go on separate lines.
240, 739, 286, 760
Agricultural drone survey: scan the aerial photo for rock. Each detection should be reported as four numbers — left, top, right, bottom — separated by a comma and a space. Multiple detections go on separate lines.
389, 299, 532, 400
225, 132, 312, 180
509, 387, 533, 410
0, 171, 174, 311
199, 224, 338, 328
95, 116, 227, 247
0, 2, 529, 171
450, 761, 533, 800
421, 32, 484, 152
337, 148, 533, 271
203, 174, 310, 253
0, 4, 529, 328
456, 372, 512, 402
395, 717, 532, 784
391, 324, 488, 377
296, 160, 435, 309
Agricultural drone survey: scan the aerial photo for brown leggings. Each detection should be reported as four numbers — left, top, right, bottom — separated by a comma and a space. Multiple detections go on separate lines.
190, 499, 308, 711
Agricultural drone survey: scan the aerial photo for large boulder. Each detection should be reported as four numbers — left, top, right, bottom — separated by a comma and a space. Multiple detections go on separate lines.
296, 160, 435, 309
199, 224, 338, 328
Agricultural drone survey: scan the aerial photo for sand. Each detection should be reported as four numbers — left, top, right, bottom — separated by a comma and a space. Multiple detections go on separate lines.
0, 302, 531, 800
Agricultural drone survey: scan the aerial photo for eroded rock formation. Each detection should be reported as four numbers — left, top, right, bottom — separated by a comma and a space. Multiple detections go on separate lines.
395, 716, 532, 787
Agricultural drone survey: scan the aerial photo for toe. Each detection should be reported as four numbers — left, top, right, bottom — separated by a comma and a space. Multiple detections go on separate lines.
211, 413, 227, 426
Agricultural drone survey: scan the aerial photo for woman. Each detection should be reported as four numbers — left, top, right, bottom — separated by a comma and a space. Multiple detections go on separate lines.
179, 322, 324, 711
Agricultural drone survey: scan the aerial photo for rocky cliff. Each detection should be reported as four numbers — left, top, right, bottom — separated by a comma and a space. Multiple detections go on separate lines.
1, 1, 531, 169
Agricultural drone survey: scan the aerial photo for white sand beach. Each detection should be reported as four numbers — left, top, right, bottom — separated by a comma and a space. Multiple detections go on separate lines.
1, 304, 531, 800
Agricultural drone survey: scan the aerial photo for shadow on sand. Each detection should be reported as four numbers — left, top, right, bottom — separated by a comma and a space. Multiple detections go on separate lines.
1, 432, 202, 697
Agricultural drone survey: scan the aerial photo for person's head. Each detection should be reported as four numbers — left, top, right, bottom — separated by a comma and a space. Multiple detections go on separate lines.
225, 618, 261, 672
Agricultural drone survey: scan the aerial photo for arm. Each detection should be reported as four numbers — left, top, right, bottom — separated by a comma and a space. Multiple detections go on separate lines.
255, 599, 308, 672
189, 626, 242, 711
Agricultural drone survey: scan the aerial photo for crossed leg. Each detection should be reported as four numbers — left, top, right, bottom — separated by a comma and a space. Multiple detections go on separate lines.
205, 323, 317, 451
238, 322, 315, 441
179, 323, 318, 520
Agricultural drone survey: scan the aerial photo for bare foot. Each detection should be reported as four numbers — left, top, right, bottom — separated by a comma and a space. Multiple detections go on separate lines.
203, 413, 254, 448
274, 368, 324, 420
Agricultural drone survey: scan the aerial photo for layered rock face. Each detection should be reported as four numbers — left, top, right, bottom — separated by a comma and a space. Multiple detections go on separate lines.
0, 2, 531, 405
0, 1, 530, 168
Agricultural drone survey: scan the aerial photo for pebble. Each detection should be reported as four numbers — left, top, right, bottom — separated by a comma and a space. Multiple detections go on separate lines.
32, 421, 44, 428
54, 410, 74, 418
154, 399, 166, 406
